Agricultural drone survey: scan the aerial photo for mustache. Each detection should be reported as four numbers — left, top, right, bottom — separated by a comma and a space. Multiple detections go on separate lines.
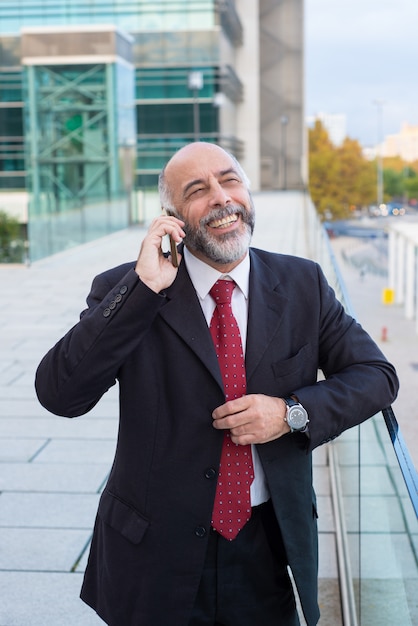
200, 204, 252, 227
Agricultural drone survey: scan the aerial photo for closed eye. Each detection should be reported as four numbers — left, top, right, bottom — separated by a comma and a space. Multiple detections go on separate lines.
188, 186, 205, 196
222, 177, 241, 185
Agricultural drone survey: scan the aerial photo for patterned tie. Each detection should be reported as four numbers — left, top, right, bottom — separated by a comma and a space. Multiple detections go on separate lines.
209, 279, 254, 540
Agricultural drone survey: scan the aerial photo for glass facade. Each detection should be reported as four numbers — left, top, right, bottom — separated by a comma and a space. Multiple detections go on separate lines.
0, 1, 217, 33
0, 37, 25, 190
0, 103, 25, 189
18, 25, 137, 260
0, 1, 243, 259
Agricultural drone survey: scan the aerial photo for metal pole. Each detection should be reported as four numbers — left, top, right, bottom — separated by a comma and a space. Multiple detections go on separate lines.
281, 115, 289, 190
373, 100, 385, 208
122, 142, 135, 226
193, 89, 200, 142
188, 71, 203, 143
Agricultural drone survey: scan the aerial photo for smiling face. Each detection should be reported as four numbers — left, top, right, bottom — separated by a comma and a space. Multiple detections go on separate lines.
160, 142, 255, 271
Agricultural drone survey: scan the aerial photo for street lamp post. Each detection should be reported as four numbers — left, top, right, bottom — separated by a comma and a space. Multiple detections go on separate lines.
280, 115, 289, 190
121, 139, 136, 226
188, 71, 204, 142
373, 100, 385, 209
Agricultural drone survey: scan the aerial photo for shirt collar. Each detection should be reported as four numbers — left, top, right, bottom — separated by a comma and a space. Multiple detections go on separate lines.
183, 246, 250, 300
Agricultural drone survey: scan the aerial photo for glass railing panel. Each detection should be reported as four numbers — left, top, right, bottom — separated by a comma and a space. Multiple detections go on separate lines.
27, 194, 130, 261
337, 416, 418, 625
357, 413, 417, 625
317, 212, 418, 625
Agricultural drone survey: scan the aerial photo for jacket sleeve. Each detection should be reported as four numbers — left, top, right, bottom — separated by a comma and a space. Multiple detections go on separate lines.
35, 266, 166, 418
295, 264, 399, 451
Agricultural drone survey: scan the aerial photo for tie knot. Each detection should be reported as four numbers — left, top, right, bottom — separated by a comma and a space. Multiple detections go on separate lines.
210, 279, 236, 305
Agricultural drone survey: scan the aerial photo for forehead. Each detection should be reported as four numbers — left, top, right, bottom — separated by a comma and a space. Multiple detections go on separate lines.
166, 144, 238, 188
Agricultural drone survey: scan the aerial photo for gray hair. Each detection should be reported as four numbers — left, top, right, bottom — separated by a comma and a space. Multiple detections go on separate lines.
158, 165, 175, 212
158, 145, 251, 213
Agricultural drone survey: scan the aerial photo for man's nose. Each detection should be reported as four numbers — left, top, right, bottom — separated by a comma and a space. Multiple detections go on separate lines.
209, 181, 231, 206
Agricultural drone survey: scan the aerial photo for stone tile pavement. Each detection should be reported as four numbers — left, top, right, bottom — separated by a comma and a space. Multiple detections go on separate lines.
0, 223, 152, 625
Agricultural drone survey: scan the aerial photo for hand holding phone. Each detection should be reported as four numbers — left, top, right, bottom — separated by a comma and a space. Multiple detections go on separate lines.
135, 211, 184, 292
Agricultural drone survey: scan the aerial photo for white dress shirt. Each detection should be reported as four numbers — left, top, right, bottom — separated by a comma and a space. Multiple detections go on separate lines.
183, 246, 270, 506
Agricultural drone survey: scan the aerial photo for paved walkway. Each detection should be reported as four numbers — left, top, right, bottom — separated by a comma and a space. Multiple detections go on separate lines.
331, 233, 418, 469
2, 193, 415, 625
0, 227, 144, 625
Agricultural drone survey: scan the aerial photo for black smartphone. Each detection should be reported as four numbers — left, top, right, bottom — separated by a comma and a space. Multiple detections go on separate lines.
162, 209, 179, 267
169, 235, 179, 268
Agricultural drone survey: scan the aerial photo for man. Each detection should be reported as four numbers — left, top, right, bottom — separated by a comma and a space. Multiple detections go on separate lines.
35, 142, 398, 626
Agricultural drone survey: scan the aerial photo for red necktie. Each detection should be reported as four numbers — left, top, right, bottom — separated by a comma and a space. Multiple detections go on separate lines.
209, 279, 254, 540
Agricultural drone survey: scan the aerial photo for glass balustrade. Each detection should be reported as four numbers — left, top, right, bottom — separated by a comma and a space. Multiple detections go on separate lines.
322, 225, 418, 626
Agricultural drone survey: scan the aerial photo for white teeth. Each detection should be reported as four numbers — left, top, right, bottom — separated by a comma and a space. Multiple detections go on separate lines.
209, 214, 238, 228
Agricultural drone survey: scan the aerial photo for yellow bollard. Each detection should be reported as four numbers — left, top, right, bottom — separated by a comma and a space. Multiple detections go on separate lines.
382, 288, 395, 305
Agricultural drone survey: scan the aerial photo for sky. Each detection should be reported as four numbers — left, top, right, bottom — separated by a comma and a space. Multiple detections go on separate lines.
305, 0, 418, 147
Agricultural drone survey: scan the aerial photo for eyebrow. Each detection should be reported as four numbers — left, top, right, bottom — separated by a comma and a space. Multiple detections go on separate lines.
182, 168, 240, 197
183, 178, 204, 197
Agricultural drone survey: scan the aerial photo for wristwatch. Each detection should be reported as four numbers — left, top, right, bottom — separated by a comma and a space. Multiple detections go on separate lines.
284, 397, 309, 432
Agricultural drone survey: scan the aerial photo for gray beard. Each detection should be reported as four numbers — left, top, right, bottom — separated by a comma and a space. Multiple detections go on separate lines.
182, 204, 255, 265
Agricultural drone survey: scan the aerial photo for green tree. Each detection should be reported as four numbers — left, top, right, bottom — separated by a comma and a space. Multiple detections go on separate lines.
381, 161, 418, 202
405, 171, 418, 201
383, 168, 404, 198
337, 137, 375, 210
308, 121, 340, 218
0, 210, 24, 263
308, 121, 376, 219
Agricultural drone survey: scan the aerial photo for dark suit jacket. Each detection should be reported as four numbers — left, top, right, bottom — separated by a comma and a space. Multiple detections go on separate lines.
35, 248, 398, 626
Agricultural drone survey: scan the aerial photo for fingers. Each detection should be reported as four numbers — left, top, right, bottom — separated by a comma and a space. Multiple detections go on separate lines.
148, 215, 186, 244
212, 400, 258, 445
212, 394, 288, 445
135, 215, 185, 292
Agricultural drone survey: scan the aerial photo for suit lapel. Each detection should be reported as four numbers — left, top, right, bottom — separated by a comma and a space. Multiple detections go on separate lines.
245, 250, 288, 382
158, 261, 224, 391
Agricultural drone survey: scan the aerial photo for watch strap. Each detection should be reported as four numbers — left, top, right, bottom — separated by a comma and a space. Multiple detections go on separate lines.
284, 396, 298, 408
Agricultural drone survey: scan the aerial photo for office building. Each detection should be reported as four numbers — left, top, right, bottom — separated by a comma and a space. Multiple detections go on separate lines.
0, 1, 305, 260
382, 123, 418, 163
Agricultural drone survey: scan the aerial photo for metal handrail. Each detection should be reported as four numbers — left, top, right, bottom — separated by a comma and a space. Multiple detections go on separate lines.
382, 406, 418, 517
328, 444, 359, 626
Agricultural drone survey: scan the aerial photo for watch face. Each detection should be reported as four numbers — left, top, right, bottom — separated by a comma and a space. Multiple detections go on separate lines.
288, 405, 308, 429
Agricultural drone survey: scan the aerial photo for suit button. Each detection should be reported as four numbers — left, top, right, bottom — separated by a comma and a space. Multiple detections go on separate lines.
103, 308, 111, 317
194, 526, 207, 538
109, 300, 116, 310
115, 294, 122, 303
119, 285, 128, 295
204, 468, 217, 480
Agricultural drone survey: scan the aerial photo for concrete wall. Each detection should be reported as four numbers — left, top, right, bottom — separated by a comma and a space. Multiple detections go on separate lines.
236, 0, 261, 191
258, 0, 305, 190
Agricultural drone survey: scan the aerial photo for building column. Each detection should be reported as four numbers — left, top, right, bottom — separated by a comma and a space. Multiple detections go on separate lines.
388, 230, 397, 292
395, 234, 406, 305
236, 0, 260, 190
405, 240, 416, 319
415, 252, 418, 334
